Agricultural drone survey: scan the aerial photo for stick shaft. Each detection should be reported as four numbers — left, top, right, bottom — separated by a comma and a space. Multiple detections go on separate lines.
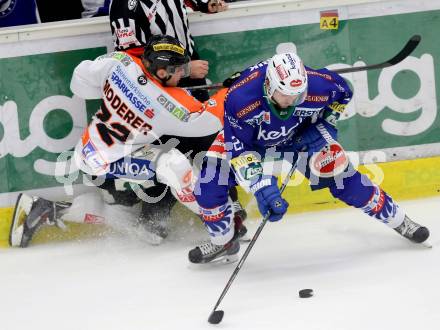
210, 164, 297, 313
334, 35, 420, 74
189, 35, 421, 91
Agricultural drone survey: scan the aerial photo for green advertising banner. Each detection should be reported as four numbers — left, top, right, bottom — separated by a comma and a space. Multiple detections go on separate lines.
0, 8, 439, 197
0, 48, 105, 194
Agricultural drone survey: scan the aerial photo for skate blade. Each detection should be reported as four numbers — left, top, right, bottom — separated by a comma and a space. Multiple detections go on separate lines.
189, 253, 239, 269
208, 253, 239, 265
421, 240, 433, 249
220, 253, 239, 264
239, 234, 251, 243
9, 193, 33, 247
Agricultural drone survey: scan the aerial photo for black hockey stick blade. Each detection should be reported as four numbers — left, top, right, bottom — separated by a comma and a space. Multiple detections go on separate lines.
208, 310, 224, 324
386, 34, 421, 65
334, 35, 421, 74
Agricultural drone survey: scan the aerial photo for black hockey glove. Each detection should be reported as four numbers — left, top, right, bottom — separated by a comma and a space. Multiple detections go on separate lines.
222, 71, 242, 87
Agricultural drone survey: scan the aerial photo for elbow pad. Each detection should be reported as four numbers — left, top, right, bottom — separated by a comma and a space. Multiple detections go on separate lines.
230, 153, 264, 192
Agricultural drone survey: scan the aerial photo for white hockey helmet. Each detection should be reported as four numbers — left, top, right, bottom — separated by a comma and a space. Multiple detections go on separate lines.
265, 52, 308, 104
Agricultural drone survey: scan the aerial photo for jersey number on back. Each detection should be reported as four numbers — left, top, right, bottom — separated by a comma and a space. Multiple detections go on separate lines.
95, 102, 130, 147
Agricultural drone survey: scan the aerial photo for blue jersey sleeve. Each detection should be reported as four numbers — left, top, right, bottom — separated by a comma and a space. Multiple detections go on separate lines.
330, 71, 353, 105
224, 114, 267, 193
222, 63, 269, 157
223, 69, 270, 193
224, 113, 255, 158
321, 70, 353, 127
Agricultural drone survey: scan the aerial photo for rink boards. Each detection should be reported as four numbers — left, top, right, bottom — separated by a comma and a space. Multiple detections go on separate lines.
1, 0, 440, 246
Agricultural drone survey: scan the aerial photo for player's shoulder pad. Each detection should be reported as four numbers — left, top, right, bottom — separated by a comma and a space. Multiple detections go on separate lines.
227, 66, 266, 96
225, 63, 266, 103
306, 66, 349, 87
224, 62, 267, 123
307, 66, 352, 95
225, 96, 265, 134
306, 66, 335, 82
96, 51, 134, 67
225, 84, 265, 119
235, 97, 265, 121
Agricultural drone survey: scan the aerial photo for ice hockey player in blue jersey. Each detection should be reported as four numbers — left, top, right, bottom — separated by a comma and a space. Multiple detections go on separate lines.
188, 52, 430, 264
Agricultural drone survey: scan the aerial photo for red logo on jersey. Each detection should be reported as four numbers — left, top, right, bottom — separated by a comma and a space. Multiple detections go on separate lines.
310, 143, 348, 178
144, 108, 155, 119
290, 79, 303, 87
276, 65, 288, 80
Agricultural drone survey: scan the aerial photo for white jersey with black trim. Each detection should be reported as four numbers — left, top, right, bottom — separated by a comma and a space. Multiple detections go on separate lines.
71, 52, 222, 175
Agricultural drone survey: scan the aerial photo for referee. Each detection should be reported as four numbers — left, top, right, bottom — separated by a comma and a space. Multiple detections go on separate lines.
110, 0, 228, 102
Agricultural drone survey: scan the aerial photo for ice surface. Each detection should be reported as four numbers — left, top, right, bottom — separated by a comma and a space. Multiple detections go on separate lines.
1, 197, 439, 330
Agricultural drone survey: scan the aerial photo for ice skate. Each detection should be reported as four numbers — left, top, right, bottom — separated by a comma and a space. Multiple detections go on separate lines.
9, 193, 68, 248
133, 187, 176, 245
394, 215, 431, 247
188, 238, 240, 264
189, 209, 247, 264
136, 216, 169, 245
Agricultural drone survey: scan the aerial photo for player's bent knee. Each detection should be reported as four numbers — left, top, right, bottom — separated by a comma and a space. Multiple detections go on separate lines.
156, 149, 193, 191
309, 142, 349, 179
329, 171, 375, 208
308, 142, 355, 190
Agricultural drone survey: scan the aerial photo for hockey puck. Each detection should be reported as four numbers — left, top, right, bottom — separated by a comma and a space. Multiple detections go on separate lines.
299, 289, 314, 298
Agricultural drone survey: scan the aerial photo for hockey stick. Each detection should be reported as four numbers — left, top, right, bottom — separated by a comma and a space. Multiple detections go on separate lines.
190, 35, 421, 92
333, 34, 421, 74
208, 163, 298, 325
188, 82, 223, 91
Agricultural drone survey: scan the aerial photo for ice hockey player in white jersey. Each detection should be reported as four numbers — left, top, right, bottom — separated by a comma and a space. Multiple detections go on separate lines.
9, 35, 236, 248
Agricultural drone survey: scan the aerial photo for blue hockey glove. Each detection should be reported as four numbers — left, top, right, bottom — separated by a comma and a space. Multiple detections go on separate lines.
253, 177, 289, 222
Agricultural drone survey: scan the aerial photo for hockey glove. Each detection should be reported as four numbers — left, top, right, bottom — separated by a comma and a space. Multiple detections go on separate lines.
253, 177, 289, 222
222, 71, 242, 87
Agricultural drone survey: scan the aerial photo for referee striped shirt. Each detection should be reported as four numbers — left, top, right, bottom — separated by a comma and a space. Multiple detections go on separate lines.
110, 0, 211, 56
